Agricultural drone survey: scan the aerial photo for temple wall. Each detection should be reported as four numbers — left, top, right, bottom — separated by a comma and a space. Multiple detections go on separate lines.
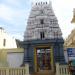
7, 53, 24, 67
0, 48, 24, 67
0, 27, 17, 49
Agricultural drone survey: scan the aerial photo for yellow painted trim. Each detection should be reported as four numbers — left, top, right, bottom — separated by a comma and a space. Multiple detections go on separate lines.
34, 45, 54, 72
0, 50, 8, 67
0, 48, 24, 53
35, 45, 50, 48
34, 47, 37, 72
50, 46, 53, 65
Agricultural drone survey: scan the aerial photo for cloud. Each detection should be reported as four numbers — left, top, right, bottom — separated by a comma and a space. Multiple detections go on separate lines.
52, 0, 75, 39
9, 33, 24, 41
7, 0, 19, 5
0, 0, 27, 40
0, 4, 14, 21
0, 0, 75, 40
0, 3, 29, 26
3, 0, 21, 7
30, 0, 50, 2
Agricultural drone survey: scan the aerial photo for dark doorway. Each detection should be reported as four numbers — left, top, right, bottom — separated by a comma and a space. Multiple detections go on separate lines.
36, 48, 51, 71
40, 32, 45, 39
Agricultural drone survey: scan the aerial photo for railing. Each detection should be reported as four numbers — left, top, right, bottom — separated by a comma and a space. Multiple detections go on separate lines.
0, 64, 29, 75
56, 63, 71, 75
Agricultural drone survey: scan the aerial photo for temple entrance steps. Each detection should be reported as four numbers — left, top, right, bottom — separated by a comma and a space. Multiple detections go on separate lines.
31, 70, 55, 75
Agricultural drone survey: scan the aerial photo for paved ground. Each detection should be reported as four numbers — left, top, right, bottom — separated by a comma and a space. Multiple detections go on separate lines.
31, 70, 55, 75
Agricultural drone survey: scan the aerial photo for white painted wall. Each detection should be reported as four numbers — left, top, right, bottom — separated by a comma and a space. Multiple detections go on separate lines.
7, 53, 24, 67
0, 27, 17, 49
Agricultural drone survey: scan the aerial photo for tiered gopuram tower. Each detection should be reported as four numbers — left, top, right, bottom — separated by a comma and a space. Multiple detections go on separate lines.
23, 1, 65, 73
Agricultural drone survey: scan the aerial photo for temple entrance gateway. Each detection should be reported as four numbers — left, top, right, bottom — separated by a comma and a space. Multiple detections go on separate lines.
34, 46, 53, 72
23, 1, 65, 74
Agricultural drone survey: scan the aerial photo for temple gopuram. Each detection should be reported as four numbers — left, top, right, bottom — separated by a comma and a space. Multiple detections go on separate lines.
22, 1, 65, 74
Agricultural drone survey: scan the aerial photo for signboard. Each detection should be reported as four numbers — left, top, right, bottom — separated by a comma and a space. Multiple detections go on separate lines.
67, 48, 75, 57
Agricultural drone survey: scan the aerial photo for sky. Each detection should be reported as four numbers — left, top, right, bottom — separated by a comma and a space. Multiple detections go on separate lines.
0, 0, 75, 41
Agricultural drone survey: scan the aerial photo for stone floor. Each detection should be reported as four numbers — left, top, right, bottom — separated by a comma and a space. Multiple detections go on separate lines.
31, 70, 55, 75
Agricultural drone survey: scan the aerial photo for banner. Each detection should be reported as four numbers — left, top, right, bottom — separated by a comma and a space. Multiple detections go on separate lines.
67, 48, 75, 57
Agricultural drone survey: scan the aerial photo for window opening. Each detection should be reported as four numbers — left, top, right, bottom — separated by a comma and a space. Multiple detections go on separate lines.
40, 32, 45, 39
40, 19, 44, 24
3, 39, 6, 46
